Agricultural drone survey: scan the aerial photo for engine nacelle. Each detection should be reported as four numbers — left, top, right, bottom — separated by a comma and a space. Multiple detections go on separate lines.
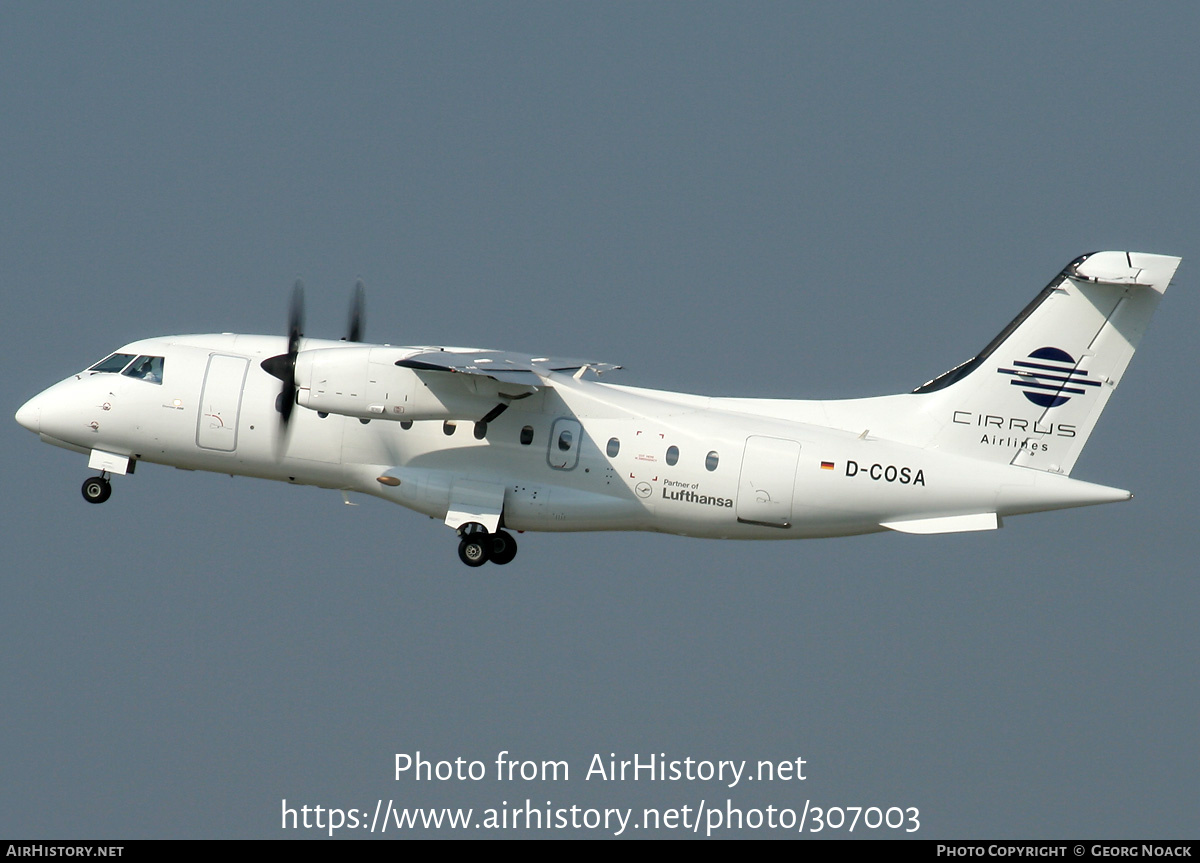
294, 347, 504, 421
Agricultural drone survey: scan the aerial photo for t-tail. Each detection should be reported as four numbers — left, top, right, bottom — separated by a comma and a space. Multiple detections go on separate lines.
908, 251, 1180, 475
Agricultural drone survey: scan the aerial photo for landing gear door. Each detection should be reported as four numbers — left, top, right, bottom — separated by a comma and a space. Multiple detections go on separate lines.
444, 479, 507, 534
197, 354, 249, 452
547, 418, 582, 470
736, 436, 801, 528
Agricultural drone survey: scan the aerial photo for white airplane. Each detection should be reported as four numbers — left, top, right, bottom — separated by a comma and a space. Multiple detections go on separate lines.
15, 251, 1179, 566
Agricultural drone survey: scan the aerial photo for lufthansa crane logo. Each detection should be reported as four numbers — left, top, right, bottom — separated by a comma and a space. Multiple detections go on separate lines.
997, 347, 1101, 408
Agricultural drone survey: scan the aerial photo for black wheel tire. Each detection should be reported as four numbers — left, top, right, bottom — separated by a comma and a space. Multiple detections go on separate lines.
81, 476, 112, 504
490, 530, 518, 565
458, 536, 491, 567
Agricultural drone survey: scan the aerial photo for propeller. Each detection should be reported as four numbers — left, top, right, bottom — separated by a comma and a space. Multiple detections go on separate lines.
345, 278, 366, 342
260, 279, 305, 433
260, 278, 363, 449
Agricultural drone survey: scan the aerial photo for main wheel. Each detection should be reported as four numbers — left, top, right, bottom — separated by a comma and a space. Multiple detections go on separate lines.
81, 476, 112, 504
489, 530, 518, 565
458, 535, 491, 567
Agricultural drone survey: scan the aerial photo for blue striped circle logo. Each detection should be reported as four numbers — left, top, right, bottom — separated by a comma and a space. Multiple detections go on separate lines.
997, 347, 1101, 408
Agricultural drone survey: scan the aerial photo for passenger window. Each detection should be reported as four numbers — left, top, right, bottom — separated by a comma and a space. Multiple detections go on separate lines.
87, 353, 136, 374
665, 445, 679, 466
443, 421, 456, 436
122, 355, 164, 384
558, 429, 573, 451
400, 420, 413, 430
474, 422, 487, 440
705, 451, 719, 471
520, 426, 534, 446
606, 437, 620, 457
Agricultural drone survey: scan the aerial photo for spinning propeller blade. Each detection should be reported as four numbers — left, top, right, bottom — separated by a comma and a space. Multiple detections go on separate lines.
260, 278, 365, 452
345, 278, 366, 342
259, 279, 304, 440
281, 279, 304, 426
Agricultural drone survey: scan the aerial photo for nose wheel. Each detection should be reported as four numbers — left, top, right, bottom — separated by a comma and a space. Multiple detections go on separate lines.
81, 474, 112, 504
456, 524, 518, 567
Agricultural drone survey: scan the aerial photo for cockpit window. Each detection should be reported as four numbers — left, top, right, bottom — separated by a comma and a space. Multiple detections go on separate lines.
87, 353, 136, 374
122, 355, 164, 384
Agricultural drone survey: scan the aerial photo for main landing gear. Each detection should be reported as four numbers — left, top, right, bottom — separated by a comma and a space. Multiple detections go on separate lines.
81, 474, 112, 504
456, 523, 518, 567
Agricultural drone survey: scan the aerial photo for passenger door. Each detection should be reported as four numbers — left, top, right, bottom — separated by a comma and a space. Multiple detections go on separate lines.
196, 354, 248, 451
736, 436, 800, 528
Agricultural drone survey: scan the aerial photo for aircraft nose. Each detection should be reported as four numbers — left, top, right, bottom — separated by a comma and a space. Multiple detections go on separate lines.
15, 394, 42, 434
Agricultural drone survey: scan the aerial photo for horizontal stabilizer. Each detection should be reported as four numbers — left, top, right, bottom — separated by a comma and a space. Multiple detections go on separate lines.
881, 512, 999, 534
1071, 250, 1177, 290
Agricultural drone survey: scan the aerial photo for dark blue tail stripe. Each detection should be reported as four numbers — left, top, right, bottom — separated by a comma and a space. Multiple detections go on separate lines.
1009, 380, 1087, 395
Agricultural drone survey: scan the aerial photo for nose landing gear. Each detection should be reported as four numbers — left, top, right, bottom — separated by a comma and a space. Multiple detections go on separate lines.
81, 474, 112, 504
456, 523, 518, 567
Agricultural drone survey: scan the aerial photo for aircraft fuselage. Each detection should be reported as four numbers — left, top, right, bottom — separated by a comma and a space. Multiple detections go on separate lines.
18, 333, 1129, 547
19, 251, 1178, 564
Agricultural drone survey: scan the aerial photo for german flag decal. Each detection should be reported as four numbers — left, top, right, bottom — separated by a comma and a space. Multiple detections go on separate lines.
820, 461, 835, 471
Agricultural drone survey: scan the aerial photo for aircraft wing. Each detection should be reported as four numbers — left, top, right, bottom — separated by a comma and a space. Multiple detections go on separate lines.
395, 349, 620, 387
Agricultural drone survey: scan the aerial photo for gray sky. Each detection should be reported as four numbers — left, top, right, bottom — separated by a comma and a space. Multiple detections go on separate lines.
2, 2, 1196, 838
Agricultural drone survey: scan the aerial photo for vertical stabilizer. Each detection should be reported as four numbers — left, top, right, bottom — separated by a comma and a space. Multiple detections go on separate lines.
911, 251, 1179, 475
